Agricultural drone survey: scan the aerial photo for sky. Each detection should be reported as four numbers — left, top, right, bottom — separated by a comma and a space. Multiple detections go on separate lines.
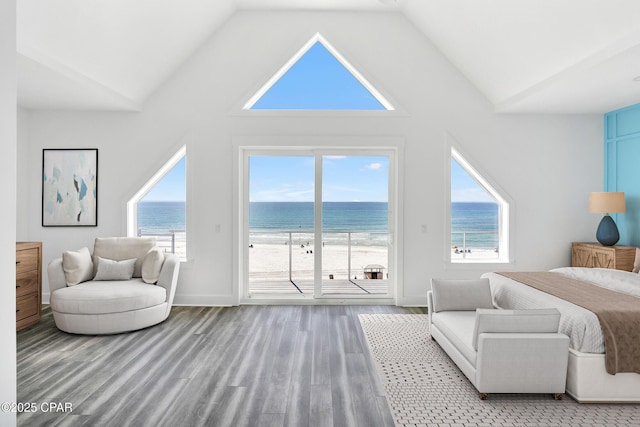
142, 157, 186, 202
141, 43, 491, 203
451, 159, 494, 203
251, 41, 386, 110
250, 156, 388, 202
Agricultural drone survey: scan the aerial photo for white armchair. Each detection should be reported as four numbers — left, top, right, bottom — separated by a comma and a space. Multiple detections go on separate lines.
428, 278, 569, 399
48, 237, 180, 335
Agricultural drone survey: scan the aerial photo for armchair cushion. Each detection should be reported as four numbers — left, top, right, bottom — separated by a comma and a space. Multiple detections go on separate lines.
62, 247, 94, 286
93, 257, 137, 281
93, 237, 155, 278
472, 308, 561, 351
431, 278, 493, 313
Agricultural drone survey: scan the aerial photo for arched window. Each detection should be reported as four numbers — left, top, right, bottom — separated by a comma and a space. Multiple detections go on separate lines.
127, 147, 186, 260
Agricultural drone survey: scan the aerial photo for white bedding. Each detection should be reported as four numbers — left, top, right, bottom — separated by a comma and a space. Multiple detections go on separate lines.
481, 267, 640, 354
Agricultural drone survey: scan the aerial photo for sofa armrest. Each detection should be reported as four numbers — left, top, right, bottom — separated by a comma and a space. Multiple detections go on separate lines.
472, 308, 561, 351
475, 332, 569, 393
430, 278, 493, 313
157, 254, 180, 307
427, 290, 434, 323
47, 258, 68, 294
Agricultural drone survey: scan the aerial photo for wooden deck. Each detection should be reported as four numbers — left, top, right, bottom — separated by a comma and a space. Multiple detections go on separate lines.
249, 279, 389, 295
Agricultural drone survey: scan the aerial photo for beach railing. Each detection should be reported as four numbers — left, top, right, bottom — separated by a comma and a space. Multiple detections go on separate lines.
249, 229, 388, 282
138, 229, 186, 258
451, 230, 498, 259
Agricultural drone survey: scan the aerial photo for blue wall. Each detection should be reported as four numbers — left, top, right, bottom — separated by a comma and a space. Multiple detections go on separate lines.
604, 103, 640, 246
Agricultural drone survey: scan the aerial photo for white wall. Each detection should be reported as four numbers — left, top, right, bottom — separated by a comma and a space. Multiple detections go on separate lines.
2, 0, 17, 424
22, 11, 602, 306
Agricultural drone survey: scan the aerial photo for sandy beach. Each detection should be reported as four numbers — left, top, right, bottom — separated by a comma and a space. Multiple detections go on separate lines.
249, 243, 388, 281
248, 243, 499, 281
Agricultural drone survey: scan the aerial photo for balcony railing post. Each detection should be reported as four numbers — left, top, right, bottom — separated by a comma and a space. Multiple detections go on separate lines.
288, 231, 293, 282
171, 231, 176, 254
348, 232, 352, 280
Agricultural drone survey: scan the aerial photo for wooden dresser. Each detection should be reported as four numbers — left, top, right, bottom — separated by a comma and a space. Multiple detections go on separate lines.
16, 242, 42, 331
571, 242, 636, 272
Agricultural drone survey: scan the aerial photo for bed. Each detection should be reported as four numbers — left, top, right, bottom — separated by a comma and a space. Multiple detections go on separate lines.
481, 267, 640, 403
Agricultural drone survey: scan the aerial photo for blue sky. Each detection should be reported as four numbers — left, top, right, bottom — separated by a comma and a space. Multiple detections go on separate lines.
251, 41, 385, 110
142, 157, 186, 202
451, 159, 493, 203
250, 156, 388, 202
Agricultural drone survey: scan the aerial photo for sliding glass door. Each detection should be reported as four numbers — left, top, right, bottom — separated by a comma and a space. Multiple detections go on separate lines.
319, 155, 389, 296
246, 150, 393, 300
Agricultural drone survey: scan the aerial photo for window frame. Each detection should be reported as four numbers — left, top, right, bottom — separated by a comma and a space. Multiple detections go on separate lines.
446, 144, 512, 265
126, 145, 187, 261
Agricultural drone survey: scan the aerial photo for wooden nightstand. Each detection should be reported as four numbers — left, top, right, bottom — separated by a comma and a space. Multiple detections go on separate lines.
16, 242, 42, 331
571, 242, 636, 272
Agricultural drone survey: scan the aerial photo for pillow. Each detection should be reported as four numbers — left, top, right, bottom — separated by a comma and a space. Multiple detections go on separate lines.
93, 237, 156, 278
141, 248, 165, 284
472, 308, 561, 351
93, 257, 137, 281
62, 247, 94, 286
634, 248, 640, 273
430, 278, 494, 313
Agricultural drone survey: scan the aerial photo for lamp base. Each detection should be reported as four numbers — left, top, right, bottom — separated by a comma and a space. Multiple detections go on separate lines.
596, 214, 620, 246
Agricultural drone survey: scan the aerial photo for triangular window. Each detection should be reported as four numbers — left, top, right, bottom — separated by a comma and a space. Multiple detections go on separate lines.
244, 33, 393, 111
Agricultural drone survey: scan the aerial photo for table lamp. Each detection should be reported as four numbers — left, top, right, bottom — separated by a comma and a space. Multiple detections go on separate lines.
589, 192, 626, 246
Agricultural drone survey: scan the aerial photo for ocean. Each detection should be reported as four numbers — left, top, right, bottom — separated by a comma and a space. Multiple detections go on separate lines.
138, 201, 498, 249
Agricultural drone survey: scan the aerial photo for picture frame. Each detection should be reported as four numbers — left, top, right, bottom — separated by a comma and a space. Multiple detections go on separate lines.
42, 148, 98, 227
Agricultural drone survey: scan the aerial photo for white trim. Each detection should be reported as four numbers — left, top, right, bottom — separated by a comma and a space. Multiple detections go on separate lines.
445, 135, 514, 265
242, 33, 394, 111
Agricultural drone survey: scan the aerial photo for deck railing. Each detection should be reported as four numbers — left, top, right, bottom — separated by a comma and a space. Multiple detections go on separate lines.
451, 230, 498, 258
138, 229, 186, 258
249, 229, 388, 282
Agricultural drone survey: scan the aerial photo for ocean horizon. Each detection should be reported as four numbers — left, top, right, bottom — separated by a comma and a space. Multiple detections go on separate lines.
138, 200, 498, 249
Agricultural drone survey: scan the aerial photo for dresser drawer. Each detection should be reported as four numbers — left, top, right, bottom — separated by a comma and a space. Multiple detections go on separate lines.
16, 271, 39, 298
16, 248, 39, 274
16, 293, 39, 322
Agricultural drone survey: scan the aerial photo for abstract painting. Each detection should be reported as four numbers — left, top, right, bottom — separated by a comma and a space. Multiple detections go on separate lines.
42, 149, 98, 226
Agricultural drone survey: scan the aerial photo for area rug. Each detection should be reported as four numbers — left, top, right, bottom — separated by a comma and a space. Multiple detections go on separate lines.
358, 314, 640, 427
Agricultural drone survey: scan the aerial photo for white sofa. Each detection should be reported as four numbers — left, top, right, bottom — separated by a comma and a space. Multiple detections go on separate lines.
428, 278, 569, 400
48, 237, 180, 335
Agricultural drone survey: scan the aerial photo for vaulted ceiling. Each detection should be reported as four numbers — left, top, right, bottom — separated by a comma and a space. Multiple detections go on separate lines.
17, 0, 640, 113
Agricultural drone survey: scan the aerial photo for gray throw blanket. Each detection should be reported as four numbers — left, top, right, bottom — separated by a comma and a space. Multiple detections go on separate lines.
496, 271, 640, 375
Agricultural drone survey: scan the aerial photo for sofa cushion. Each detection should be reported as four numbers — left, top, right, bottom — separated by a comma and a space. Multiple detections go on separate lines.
62, 247, 94, 286
141, 248, 165, 284
431, 311, 478, 367
430, 278, 493, 312
51, 280, 166, 315
93, 237, 156, 278
472, 308, 561, 351
93, 257, 136, 281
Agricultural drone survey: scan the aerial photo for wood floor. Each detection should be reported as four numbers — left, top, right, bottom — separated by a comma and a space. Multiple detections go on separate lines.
17, 304, 425, 427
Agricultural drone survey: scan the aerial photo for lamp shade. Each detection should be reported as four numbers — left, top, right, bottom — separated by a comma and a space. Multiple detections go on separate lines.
589, 192, 626, 214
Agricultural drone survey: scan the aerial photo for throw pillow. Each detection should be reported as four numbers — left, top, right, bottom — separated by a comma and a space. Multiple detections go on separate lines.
141, 248, 165, 284
93, 257, 137, 281
62, 247, 94, 286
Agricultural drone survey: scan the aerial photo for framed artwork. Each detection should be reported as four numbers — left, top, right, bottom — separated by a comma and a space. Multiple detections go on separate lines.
42, 149, 98, 227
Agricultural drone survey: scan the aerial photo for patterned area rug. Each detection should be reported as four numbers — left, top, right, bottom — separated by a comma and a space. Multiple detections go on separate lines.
359, 314, 640, 427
